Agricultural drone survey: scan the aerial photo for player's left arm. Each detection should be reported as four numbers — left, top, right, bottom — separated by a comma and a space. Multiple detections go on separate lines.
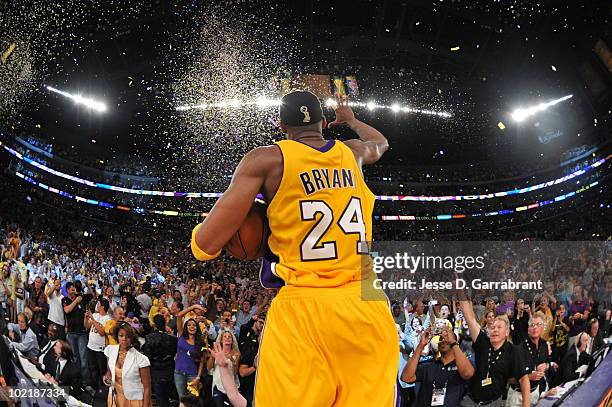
342, 121, 389, 165
328, 95, 388, 165
191, 146, 276, 260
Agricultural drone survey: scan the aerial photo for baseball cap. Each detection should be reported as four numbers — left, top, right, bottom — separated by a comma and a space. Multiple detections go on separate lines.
279, 90, 324, 126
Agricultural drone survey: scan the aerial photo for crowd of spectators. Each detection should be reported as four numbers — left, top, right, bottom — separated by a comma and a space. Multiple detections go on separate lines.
0, 138, 610, 407
392, 275, 610, 406
0, 218, 270, 407
0, 166, 272, 406
0, 203, 609, 407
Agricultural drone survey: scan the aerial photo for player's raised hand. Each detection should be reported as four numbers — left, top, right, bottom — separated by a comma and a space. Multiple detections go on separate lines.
328, 94, 356, 128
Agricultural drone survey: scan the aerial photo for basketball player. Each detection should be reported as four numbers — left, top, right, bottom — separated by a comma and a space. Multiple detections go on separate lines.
191, 91, 397, 406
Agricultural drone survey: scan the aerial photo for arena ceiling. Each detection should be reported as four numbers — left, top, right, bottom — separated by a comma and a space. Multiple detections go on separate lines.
1, 0, 610, 171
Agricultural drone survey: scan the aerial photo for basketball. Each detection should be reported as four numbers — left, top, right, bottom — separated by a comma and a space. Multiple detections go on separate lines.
224, 201, 270, 260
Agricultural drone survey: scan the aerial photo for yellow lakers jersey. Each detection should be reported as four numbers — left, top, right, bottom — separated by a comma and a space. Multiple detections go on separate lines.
266, 139, 375, 288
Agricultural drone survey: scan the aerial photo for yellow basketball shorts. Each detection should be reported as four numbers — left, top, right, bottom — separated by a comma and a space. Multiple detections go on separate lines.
254, 280, 398, 406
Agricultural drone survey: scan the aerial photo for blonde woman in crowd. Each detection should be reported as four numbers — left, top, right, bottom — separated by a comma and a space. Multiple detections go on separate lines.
208, 330, 240, 407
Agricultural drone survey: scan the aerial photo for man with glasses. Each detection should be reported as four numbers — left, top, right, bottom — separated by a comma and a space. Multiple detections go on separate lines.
507, 314, 551, 406
459, 295, 531, 407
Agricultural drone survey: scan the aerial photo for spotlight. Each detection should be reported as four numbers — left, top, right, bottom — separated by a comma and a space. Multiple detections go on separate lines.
46, 85, 107, 112
174, 98, 452, 118
511, 94, 573, 122
255, 97, 280, 108
511, 109, 529, 122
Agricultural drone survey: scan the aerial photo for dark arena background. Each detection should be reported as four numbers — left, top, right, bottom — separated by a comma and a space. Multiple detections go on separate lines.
0, 1, 611, 407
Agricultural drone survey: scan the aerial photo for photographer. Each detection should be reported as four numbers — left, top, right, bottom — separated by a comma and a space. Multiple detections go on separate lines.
511, 298, 530, 345
215, 310, 239, 337
401, 327, 474, 406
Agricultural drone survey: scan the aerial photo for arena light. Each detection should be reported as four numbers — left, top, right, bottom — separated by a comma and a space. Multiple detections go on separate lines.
511, 94, 573, 122
256, 97, 281, 108
2, 139, 608, 202
377, 181, 600, 221
45, 85, 107, 112
175, 97, 452, 118
16, 171, 600, 221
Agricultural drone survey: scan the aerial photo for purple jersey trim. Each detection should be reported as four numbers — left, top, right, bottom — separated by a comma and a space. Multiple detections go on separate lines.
295, 139, 335, 153
259, 249, 285, 289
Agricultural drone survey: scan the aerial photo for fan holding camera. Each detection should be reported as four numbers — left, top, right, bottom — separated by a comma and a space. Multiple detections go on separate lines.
401, 326, 474, 406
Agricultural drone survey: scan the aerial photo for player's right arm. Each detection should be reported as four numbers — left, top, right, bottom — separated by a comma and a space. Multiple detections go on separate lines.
329, 95, 389, 165
191, 146, 280, 260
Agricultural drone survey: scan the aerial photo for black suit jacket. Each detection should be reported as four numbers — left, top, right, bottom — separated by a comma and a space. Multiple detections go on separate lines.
589, 333, 604, 354
45, 359, 81, 397
560, 346, 591, 383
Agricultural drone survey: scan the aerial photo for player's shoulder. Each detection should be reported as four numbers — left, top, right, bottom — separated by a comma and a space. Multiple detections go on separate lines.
242, 145, 283, 169
245, 144, 283, 160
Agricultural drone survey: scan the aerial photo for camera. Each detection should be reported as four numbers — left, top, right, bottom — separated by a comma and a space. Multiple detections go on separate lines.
225, 318, 230, 324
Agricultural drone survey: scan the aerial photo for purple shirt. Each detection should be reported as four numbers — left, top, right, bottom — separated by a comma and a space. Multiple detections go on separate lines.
174, 336, 198, 375
496, 301, 515, 316
568, 301, 590, 336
